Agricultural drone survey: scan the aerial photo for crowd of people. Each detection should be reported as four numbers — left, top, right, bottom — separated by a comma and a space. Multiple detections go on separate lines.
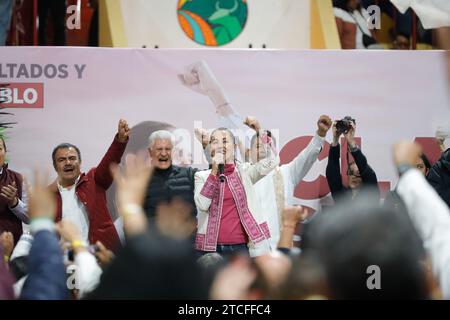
333, 0, 435, 50
0, 107, 449, 299
0, 0, 99, 47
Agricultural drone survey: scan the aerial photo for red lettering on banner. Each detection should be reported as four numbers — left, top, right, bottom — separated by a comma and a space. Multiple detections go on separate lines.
414, 137, 442, 164
0, 83, 44, 108
279, 136, 330, 200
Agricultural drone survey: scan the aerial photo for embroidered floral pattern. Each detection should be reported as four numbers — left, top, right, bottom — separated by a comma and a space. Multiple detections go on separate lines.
259, 222, 271, 239
196, 169, 271, 251
200, 174, 218, 199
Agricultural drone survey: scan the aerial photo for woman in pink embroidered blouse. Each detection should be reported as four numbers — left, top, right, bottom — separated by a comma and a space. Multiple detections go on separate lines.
194, 127, 279, 257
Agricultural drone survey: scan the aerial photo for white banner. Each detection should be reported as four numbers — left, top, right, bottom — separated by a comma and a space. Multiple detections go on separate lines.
120, 0, 310, 48
0, 47, 448, 214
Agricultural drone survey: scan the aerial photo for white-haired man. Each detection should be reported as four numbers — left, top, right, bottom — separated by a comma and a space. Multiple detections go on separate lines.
143, 130, 198, 220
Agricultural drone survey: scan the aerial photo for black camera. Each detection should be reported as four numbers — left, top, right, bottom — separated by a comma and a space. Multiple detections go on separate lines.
335, 116, 355, 135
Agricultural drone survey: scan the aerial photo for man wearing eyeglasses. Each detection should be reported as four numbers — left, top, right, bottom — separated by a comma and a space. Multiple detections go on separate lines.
326, 120, 379, 203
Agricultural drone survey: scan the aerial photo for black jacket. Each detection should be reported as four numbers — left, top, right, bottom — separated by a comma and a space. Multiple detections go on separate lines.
143, 165, 197, 219
427, 148, 450, 208
326, 144, 379, 203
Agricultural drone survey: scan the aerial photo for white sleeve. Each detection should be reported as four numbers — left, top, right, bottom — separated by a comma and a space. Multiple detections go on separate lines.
397, 169, 450, 298
246, 131, 280, 184
246, 154, 280, 185
9, 182, 29, 224
74, 251, 103, 299
194, 172, 217, 212
285, 134, 324, 187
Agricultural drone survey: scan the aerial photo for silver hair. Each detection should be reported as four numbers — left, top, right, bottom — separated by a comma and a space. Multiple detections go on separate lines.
148, 130, 175, 149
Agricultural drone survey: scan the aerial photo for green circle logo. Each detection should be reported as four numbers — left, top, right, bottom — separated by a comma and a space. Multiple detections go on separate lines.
177, 0, 248, 46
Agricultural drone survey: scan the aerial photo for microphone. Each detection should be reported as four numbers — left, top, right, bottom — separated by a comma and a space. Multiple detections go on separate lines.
218, 163, 225, 182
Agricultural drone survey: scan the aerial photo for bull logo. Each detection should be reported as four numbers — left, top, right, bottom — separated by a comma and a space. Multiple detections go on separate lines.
177, 0, 248, 46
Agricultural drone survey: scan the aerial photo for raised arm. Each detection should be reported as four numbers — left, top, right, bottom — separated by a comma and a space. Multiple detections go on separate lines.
394, 141, 450, 299
194, 127, 213, 166
277, 206, 309, 251
179, 60, 248, 159
285, 115, 330, 187
56, 220, 102, 299
110, 153, 153, 238
20, 169, 67, 300
326, 122, 344, 199
345, 122, 378, 188
94, 119, 129, 190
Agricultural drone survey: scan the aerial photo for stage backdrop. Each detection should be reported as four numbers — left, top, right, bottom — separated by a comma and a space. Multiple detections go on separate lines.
0, 47, 449, 217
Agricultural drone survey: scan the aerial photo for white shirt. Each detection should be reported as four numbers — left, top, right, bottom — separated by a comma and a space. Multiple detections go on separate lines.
254, 134, 324, 249
397, 169, 450, 298
57, 177, 90, 242
391, 0, 450, 29
73, 251, 103, 298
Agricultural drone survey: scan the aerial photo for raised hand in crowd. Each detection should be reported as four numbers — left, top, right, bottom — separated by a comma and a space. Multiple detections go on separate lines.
0, 231, 14, 262
278, 206, 309, 249
210, 255, 257, 300
156, 198, 196, 240
244, 116, 262, 132
392, 141, 422, 169
21, 169, 67, 300
331, 118, 356, 147
316, 115, 332, 138
344, 121, 357, 149
94, 241, 115, 268
56, 219, 104, 299
332, 121, 341, 147
194, 128, 210, 149
117, 119, 130, 143
56, 220, 86, 255
177, 60, 229, 110
27, 169, 56, 221
110, 152, 153, 236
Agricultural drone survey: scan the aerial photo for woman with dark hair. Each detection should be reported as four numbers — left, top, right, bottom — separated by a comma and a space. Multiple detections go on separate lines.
384, 152, 432, 213
333, 0, 378, 49
326, 120, 379, 204
416, 153, 431, 177
194, 123, 278, 257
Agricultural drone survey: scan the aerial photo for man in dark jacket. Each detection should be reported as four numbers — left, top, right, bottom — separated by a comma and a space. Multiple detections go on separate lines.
427, 148, 450, 208
326, 120, 379, 203
143, 130, 197, 221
